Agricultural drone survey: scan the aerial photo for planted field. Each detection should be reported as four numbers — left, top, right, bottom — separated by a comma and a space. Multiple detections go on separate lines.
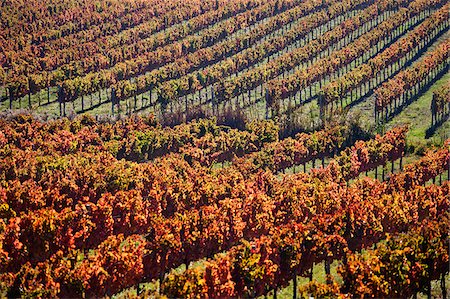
0, 0, 449, 298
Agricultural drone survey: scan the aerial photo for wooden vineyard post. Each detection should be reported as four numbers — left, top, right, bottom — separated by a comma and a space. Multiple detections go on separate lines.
211, 90, 217, 116
431, 94, 436, 127
27, 77, 31, 108
111, 87, 117, 115
325, 258, 331, 283
293, 274, 297, 299
441, 273, 447, 299
448, 154, 450, 182
319, 94, 325, 125
400, 150, 403, 171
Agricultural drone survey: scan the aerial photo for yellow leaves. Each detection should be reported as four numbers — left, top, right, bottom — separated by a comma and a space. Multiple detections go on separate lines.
94, 266, 109, 280
163, 263, 208, 299
0, 203, 16, 219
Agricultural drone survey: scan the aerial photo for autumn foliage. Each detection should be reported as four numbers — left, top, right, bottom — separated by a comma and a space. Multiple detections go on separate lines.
0, 114, 448, 297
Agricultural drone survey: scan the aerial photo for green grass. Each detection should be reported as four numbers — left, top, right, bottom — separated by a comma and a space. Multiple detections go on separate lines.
271, 262, 449, 299
262, 260, 341, 299
386, 72, 450, 147
111, 257, 213, 299
349, 31, 450, 149
111, 242, 450, 299
0, 8, 393, 122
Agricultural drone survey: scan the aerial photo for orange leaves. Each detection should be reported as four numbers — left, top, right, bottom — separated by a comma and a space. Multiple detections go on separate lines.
323, 2, 448, 106
163, 262, 209, 299
376, 39, 449, 111
431, 79, 450, 114
339, 216, 449, 297
388, 146, 449, 192
297, 280, 342, 298
205, 256, 236, 298
162, 149, 448, 298
235, 124, 348, 174
0, 112, 447, 298
74, 234, 146, 297
12, 260, 62, 298
332, 127, 407, 180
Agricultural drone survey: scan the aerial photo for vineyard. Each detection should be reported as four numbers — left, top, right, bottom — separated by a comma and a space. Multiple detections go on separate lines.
0, 0, 449, 298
